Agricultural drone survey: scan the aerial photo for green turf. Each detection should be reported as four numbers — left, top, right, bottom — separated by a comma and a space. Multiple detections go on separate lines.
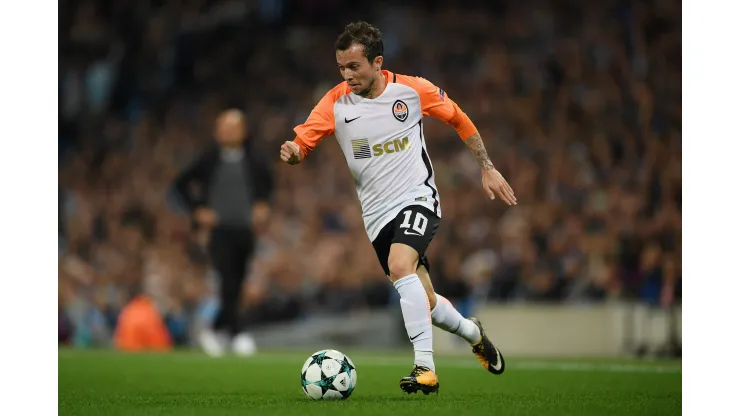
58, 349, 681, 416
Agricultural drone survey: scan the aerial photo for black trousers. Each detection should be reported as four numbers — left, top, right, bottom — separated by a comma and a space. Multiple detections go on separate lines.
208, 226, 255, 336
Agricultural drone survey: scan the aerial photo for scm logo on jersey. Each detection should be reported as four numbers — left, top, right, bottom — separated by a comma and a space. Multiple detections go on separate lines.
392, 100, 408, 122
373, 137, 410, 156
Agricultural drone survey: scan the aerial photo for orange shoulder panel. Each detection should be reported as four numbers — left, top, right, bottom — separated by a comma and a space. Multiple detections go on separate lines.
293, 82, 350, 159
395, 74, 478, 140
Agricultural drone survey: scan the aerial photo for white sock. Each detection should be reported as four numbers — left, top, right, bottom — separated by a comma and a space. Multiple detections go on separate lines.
431, 294, 482, 345
393, 274, 435, 371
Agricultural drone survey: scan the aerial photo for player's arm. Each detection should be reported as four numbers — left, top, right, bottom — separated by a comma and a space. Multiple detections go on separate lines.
461, 131, 516, 204
399, 75, 517, 205
281, 88, 338, 165
462, 132, 494, 171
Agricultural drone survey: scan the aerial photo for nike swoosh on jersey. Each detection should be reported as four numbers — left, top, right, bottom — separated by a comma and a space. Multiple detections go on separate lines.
344, 116, 361, 123
403, 229, 423, 237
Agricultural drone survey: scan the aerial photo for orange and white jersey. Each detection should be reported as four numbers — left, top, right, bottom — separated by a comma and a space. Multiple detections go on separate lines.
293, 70, 478, 241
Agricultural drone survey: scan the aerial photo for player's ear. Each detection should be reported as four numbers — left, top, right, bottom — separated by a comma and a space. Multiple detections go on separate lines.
374, 56, 383, 71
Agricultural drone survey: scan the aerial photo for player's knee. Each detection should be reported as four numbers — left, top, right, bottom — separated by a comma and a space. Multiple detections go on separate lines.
387, 255, 417, 281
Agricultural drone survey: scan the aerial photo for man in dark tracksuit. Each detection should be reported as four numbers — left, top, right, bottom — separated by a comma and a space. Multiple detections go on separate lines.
173, 109, 273, 356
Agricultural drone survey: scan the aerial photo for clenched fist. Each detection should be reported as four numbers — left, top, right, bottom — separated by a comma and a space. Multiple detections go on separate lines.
280, 141, 302, 165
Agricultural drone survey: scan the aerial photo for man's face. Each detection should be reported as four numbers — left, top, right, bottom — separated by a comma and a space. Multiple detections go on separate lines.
215, 111, 246, 148
336, 44, 381, 97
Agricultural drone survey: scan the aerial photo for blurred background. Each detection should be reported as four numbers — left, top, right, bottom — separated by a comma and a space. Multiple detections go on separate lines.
58, 0, 681, 358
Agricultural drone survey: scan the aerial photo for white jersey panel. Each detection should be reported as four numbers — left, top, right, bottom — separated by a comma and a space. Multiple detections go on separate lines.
332, 82, 441, 241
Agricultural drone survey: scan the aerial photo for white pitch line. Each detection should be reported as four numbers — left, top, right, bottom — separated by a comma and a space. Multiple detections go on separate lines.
249, 354, 681, 374
512, 361, 681, 374
348, 357, 680, 374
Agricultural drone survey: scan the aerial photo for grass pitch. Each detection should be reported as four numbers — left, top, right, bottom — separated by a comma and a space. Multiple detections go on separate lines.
59, 349, 680, 416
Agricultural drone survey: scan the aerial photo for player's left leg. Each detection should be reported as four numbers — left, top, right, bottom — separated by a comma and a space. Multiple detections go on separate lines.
416, 265, 480, 343
417, 266, 505, 375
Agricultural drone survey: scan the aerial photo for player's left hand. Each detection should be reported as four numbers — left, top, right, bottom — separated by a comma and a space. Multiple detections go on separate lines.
481, 168, 517, 205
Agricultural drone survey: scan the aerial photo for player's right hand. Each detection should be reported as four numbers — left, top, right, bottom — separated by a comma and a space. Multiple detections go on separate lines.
280, 141, 302, 165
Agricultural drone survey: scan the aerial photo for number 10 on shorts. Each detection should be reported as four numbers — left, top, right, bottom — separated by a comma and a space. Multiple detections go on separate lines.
400, 210, 428, 236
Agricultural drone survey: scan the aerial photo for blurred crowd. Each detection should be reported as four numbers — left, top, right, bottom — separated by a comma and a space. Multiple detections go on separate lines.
58, 0, 681, 347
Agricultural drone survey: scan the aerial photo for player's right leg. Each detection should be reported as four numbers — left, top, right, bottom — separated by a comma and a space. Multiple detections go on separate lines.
387, 243, 439, 395
417, 265, 506, 375
371, 206, 440, 394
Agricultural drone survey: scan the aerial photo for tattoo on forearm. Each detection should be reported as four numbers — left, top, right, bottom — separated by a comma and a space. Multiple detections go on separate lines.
464, 133, 494, 170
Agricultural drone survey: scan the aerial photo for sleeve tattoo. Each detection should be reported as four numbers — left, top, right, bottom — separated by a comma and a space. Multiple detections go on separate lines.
464, 133, 494, 170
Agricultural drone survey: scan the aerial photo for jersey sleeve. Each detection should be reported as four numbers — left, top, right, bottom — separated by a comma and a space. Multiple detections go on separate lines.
293, 84, 345, 159
397, 75, 478, 140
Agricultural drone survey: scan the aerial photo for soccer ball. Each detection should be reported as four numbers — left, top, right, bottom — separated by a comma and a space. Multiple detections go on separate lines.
300, 349, 357, 400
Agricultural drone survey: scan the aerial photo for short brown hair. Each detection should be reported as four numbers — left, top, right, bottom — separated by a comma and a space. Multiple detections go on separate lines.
334, 21, 384, 63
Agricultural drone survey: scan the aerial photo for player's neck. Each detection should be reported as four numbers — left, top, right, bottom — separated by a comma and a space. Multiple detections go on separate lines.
365, 72, 387, 99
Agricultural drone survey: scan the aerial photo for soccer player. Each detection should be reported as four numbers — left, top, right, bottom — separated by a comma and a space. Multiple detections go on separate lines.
280, 21, 516, 395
